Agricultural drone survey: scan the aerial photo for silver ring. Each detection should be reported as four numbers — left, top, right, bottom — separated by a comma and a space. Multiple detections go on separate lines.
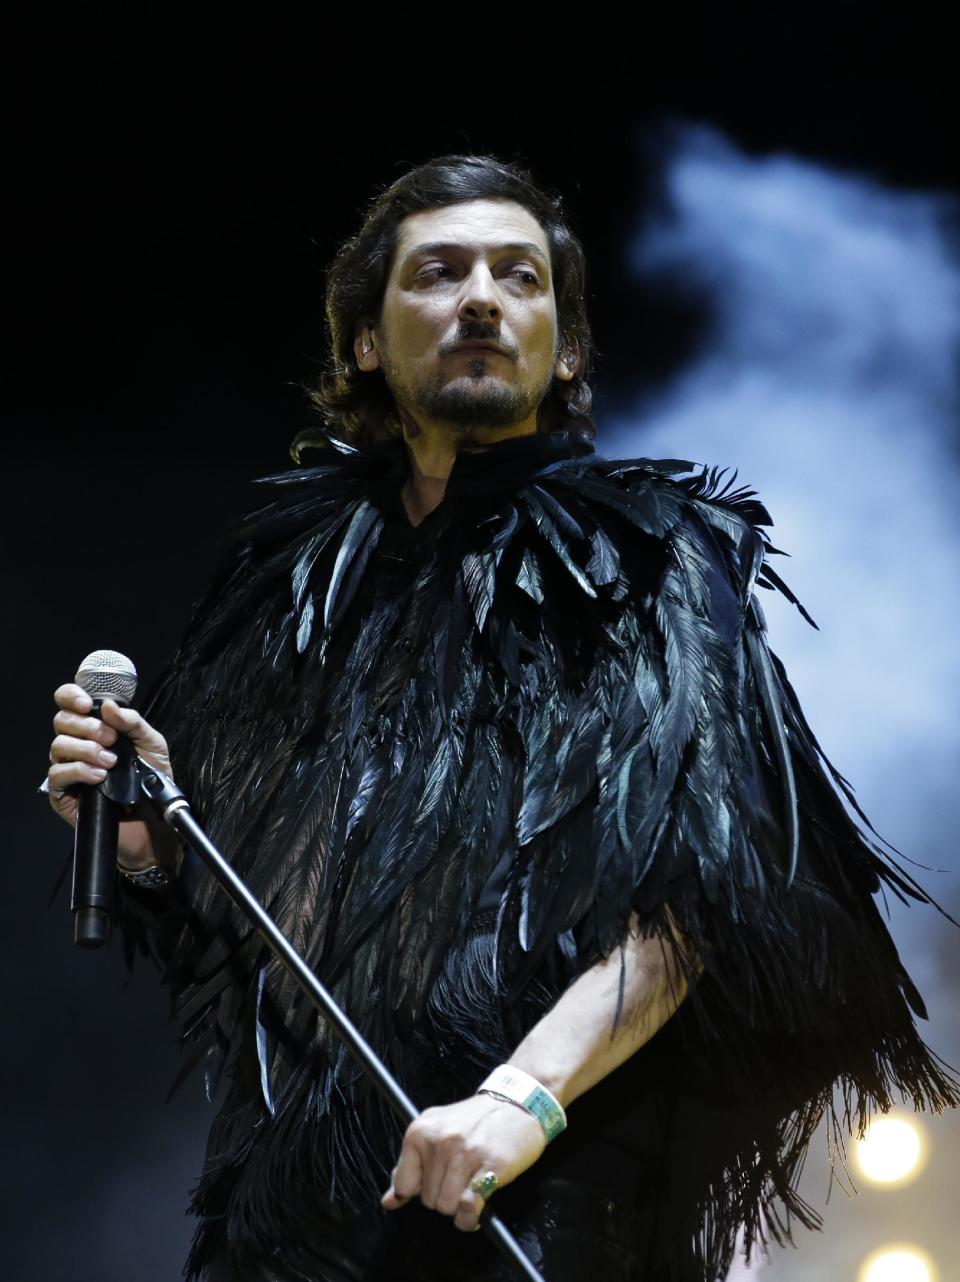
38, 777, 66, 799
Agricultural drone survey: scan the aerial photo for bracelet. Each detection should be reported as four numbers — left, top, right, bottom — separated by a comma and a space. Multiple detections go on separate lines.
476, 1065, 567, 1143
117, 862, 171, 889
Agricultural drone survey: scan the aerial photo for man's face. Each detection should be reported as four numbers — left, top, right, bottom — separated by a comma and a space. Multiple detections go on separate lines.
354, 198, 574, 437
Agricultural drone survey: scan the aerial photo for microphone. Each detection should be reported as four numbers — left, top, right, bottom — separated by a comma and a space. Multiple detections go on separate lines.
70, 649, 139, 948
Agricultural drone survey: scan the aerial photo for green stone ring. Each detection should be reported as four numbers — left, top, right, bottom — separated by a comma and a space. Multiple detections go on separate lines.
468, 1170, 500, 1201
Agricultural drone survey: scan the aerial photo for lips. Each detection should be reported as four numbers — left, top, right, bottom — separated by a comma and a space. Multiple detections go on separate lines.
450, 341, 509, 356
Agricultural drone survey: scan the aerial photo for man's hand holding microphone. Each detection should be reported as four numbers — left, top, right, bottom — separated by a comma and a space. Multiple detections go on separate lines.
43, 653, 185, 944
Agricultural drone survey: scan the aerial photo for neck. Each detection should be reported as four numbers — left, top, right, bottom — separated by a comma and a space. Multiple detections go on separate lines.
397, 413, 540, 527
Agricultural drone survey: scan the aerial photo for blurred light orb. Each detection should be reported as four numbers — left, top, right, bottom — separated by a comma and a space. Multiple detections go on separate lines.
858, 1244, 937, 1282
856, 1115, 926, 1185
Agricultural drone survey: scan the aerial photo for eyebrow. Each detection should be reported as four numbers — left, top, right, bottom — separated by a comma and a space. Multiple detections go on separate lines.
399, 241, 551, 271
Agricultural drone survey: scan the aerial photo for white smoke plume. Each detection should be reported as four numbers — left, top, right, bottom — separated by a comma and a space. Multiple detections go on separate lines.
606, 121, 960, 1280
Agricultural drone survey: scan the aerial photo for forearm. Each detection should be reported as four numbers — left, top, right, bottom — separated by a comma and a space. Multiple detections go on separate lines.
384, 911, 702, 1229
506, 911, 698, 1110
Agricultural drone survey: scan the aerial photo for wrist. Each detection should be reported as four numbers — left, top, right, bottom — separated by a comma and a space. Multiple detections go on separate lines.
504, 1057, 572, 1111
476, 1064, 567, 1143
119, 821, 182, 876
117, 862, 171, 889
117, 834, 181, 884
116, 852, 157, 873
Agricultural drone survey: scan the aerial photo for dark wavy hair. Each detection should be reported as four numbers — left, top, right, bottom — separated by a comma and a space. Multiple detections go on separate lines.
300, 154, 596, 455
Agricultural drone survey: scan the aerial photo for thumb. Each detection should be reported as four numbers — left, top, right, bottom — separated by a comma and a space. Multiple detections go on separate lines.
100, 699, 169, 758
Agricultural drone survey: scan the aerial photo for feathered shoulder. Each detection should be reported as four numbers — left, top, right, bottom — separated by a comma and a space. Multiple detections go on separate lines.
135, 424, 955, 981
109, 426, 959, 1280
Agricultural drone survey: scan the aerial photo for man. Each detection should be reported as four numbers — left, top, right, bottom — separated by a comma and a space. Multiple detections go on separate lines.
45, 155, 959, 1282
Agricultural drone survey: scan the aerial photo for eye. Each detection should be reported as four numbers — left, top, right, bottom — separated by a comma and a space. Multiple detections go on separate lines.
509, 268, 540, 285
416, 265, 455, 282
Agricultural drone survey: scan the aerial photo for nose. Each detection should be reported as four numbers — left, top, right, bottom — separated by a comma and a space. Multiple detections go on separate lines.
457, 264, 502, 325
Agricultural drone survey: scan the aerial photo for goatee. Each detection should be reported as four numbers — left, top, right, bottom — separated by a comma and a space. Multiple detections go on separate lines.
418, 383, 540, 430
393, 364, 555, 433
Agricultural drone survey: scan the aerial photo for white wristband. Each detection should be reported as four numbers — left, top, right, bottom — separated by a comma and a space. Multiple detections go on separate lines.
476, 1064, 567, 1143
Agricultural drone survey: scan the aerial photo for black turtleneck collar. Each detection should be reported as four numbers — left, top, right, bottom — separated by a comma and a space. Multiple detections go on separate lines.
374, 427, 596, 497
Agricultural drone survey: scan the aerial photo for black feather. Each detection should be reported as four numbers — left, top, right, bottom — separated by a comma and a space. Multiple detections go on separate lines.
96, 427, 959, 1281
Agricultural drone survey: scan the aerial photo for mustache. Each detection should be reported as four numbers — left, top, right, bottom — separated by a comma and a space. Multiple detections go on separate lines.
444, 324, 517, 357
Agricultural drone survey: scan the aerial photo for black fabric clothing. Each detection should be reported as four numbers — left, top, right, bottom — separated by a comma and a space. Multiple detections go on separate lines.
96, 425, 959, 1281
201, 1173, 671, 1282
202, 1154, 691, 1282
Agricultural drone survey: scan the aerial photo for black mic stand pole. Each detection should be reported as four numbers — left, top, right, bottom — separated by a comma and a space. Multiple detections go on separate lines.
133, 757, 547, 1282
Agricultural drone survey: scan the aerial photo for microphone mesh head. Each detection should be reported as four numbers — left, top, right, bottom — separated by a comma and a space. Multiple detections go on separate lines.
74, 650, 139, 703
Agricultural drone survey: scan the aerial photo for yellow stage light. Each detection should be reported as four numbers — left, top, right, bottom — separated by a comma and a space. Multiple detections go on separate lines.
855, 1114, 927, 1186
857, 1243, 938, 1282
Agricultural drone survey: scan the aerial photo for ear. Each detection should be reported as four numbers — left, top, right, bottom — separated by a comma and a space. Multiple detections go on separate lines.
553, 340, 578, 383
353, 321, 381, 372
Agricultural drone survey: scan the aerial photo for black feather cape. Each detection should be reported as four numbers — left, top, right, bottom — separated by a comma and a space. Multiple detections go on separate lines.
112, 424, 959, 1281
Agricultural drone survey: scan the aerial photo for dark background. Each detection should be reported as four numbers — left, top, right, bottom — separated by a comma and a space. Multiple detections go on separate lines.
6, 7, 957, 1280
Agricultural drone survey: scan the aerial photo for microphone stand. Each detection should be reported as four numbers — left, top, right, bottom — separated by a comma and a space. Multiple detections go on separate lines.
133, 756, 548, 1282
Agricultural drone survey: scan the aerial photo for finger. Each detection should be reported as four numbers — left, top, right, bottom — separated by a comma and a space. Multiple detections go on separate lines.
48, 760, 108, 789
43, 766, 80, 811
381, 1163, 413, 1211
100, 700, 166, 754
53, 710, 118, 747
435, 1152, 482, 1217
51, 734, 118, 770
380, 1184, 411, 1211
419, 1149, 450, 1212
391, 1139, 424, 1206
54, 684, 93, 714
453, 1164, 496, 1232
453, 1188, 485, 1233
